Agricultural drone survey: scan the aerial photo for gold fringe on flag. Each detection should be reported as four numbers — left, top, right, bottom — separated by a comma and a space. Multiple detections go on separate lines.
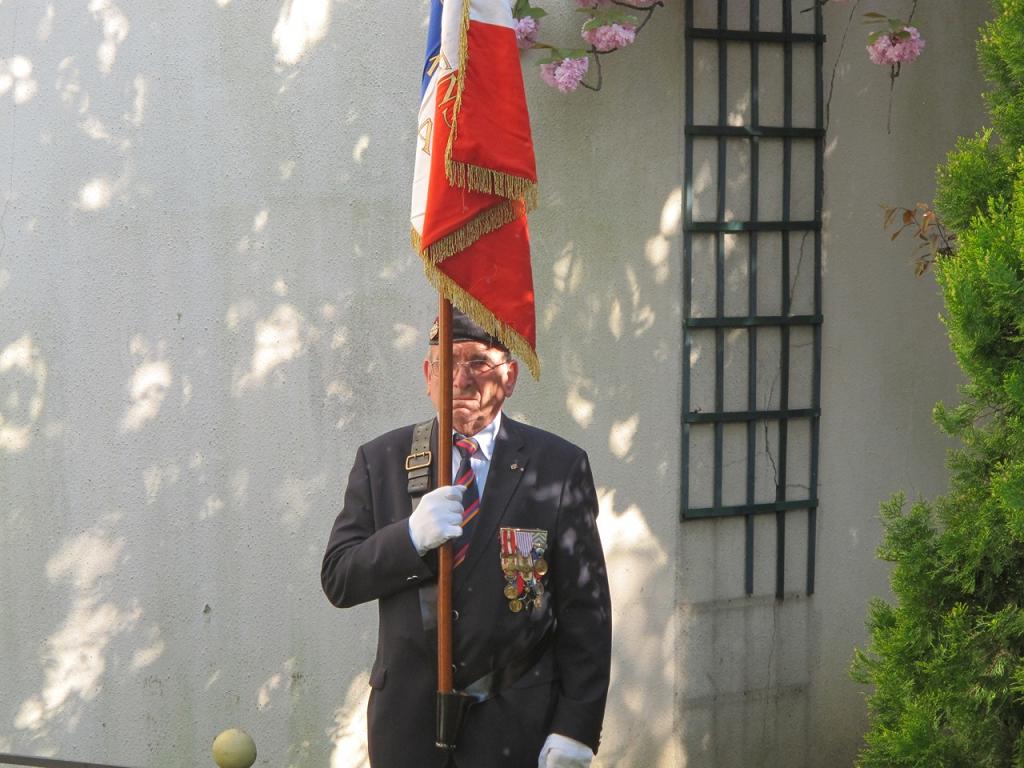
411, 200, 524, 264
445, 160, 538, 209
422, 258, 540, 380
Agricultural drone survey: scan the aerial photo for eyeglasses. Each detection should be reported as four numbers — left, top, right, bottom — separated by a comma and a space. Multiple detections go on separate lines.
428, 358, 509, 378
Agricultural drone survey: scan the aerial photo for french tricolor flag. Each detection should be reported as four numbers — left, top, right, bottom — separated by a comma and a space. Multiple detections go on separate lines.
411, 0, 540, 378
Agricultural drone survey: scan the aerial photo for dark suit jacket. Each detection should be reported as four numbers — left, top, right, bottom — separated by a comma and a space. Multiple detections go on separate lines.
322, 415, 611, 767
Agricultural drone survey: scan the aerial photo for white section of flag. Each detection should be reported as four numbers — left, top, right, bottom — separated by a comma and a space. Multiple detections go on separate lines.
410, 0, 518, 238
469, 0, 514, 28
410, 0, 464, 237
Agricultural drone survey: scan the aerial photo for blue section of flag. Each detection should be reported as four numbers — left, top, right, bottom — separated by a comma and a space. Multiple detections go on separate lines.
421, 0, 444, 99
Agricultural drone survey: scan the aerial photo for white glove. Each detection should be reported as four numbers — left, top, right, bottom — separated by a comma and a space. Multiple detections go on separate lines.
408, 485, 465, 555
538, 733, 594, 768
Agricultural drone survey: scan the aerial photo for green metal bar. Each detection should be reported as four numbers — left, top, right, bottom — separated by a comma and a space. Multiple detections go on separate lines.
712, 0, 728, 518
775, 0, 795, 601
685, 314, 821, 328
685, 408, 818, 424
681, 0, 695, 521
689, 28, 823, 44
807, 0, 825, 596
745, 0, 761, 596
684, 498, 819, 520
686, 125, 824, 138
687, 220, 818, 232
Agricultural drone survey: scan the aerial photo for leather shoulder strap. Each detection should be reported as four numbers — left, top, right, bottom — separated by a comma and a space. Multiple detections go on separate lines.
406, 419, 435, 498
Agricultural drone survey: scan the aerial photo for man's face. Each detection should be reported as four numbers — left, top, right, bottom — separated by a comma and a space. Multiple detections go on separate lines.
424, 341, 518, 436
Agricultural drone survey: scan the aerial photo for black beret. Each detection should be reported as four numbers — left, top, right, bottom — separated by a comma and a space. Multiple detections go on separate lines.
429, 308, 509, 352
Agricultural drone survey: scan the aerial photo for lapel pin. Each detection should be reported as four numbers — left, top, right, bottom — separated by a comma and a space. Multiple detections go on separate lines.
510, 462, 523, 472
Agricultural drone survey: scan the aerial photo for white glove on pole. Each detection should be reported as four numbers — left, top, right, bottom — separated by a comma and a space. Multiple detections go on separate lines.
408, 485, 465, 555
537, 733, 594, 768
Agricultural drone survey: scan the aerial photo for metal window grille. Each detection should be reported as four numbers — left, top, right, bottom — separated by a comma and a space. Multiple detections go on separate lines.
682, 0, 824, 599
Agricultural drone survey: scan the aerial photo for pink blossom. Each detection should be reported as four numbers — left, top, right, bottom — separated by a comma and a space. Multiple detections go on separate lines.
624, 0, 659, 5
867, 26, 925, 66
582, 21, 637, 52
540, 56, 590, 93
514, 16, 539, 49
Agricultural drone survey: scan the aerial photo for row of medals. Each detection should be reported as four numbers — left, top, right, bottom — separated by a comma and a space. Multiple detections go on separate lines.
501, 552, 548, 612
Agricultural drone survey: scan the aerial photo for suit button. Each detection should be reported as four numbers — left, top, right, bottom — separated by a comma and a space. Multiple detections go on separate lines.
452, 610, 460, 621
406, 575, 418, 582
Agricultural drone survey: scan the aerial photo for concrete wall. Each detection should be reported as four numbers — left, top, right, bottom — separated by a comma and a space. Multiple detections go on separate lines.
0, 1, 988, 766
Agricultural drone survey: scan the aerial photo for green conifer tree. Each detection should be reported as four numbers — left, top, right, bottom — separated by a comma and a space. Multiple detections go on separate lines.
851, 2, 1024, 765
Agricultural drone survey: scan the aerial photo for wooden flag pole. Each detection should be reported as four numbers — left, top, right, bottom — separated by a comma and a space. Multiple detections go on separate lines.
435, 296, 471, 750
436, 297, 454, 696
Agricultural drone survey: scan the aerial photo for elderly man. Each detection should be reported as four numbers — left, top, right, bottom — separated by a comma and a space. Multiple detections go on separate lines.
321, 310, 611, 768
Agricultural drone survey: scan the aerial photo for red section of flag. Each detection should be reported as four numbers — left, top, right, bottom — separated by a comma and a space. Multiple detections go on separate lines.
436, 214, 536, 351
452, 20, 537, 183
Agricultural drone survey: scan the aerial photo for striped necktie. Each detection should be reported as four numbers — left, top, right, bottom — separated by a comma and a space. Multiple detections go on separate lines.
452, 434, 481, 569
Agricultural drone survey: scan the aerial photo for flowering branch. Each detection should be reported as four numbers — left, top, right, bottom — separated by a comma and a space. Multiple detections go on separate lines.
814, 1, 926, 131
574, 2, 661, 90
862, 5, 924, 132
581, 52, 604, 91
514, 0, 664, 93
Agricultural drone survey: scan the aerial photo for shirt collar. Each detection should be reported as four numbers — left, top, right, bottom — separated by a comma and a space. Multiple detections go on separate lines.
455, 410, 501, 462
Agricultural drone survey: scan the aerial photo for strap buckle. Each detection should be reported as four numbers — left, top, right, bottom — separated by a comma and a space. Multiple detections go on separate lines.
405, 450, 432, 471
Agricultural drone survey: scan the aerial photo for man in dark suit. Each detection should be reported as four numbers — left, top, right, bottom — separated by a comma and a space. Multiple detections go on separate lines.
321, 310, 611, 767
